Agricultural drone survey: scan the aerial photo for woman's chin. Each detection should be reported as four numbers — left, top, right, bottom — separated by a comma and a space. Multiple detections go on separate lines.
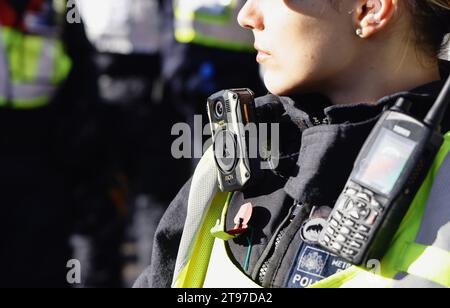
264, 74, 287, 95
264, 75, 298, 96
264, 70, 315, 96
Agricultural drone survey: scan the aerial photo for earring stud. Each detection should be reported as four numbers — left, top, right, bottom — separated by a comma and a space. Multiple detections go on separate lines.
356, 28, 363, 37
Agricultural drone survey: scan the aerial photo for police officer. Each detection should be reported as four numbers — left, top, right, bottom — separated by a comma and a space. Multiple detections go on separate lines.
135, 0, 450, 288
75, 0, 192, 286
0, 0, 89, 287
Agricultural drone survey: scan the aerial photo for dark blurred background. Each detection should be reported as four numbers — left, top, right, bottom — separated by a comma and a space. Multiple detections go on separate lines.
0, 0, 266, 288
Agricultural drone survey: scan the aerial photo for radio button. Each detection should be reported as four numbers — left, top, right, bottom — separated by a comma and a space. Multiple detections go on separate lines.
356, 202, 367, 208
354, 233, 366, 241
359, 209, 371, 219
326, 227, 336, 236
336, 235, 347, 243
350, 241, 362, 249
345, 200, 356, 211
330, 219, 339, 228
336, 198, 348, 210
346, 188, 358, 196
346, 249, 357, 256
350, 210, 361, 220
358, 225, 370, 233
334, 212, 343, 220
344, 219, 356, 227
340, 227, 351, 235
332, 243, 343, 251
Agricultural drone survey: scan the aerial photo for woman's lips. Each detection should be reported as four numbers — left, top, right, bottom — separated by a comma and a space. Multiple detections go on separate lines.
255, 45, 272, 63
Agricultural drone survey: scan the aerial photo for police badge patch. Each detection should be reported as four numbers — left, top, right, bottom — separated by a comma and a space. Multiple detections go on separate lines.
286, 206, 352, 288
298, 247, 327, 275
286, 244, 352, 288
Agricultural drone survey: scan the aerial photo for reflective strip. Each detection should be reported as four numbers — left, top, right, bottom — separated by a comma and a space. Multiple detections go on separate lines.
173, 147, 221, 287
1, 82, 57, 109
6, 42, 58, 108
174, 0, 254, 51
309, 133, 450, 288
309, 266, 393, 289
381, 133, 450, 279
11, 82, 56, 99
36, 38, 55, 82
398, 243, 450, 287
0, 29, 11, 105
414, 133, 450, 253
0, 27, 71, 109
4, 29, 43, 83
173, 192, 231, 288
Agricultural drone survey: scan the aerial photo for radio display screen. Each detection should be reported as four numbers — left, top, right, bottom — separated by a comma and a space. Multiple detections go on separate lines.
354, 128, 418, 195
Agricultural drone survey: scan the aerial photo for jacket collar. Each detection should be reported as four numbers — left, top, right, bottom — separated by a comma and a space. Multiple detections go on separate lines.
280, 77, 448, 204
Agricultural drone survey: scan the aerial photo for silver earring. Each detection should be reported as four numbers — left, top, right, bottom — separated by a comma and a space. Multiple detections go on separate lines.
356, 28, 363, 37
369, 15, 381, 25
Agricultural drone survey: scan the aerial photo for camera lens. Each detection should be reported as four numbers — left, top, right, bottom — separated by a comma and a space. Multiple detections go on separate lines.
214, 101, 224, 119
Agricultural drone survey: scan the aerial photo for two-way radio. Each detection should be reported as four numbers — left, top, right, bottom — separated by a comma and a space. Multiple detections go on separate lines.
319, 76, 450, 265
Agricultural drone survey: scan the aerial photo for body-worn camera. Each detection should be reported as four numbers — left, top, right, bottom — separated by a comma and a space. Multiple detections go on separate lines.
207, 88, 283, 192
207, 89, 257, 192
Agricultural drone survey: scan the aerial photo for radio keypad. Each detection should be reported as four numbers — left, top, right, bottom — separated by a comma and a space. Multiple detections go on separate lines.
340, 227, 351, 235
319, 182, 384, 261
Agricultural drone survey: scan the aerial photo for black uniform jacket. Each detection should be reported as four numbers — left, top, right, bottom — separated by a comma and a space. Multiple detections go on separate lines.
135, 62, 450, 288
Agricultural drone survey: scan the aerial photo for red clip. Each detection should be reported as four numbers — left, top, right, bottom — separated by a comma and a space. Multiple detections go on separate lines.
227, 203, 253, 236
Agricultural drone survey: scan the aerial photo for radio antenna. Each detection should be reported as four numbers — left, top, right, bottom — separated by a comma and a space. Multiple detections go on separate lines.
424, 76, 450, 131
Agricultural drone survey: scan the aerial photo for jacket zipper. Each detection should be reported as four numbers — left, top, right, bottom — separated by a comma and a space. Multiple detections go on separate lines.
257, 201, 307, 285
257, 114, 329, 285
312, 116, 330, 126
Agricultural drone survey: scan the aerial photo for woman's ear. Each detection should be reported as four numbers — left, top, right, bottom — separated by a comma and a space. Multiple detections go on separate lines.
353, 0, 398, 38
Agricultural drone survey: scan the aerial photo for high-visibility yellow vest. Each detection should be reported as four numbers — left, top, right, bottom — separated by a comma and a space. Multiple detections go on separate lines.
173, 132, 450, 288
0, 26, 72, 109
173, 0, 254, 52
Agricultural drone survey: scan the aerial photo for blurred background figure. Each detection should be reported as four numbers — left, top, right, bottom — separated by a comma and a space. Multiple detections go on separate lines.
0, 0, 266, 288
75, 0, 190, 287
162, 0, 266, 168
0, 0, 92, 287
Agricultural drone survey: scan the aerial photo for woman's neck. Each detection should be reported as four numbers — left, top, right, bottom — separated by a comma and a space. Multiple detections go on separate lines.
323, 47, 441, 105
